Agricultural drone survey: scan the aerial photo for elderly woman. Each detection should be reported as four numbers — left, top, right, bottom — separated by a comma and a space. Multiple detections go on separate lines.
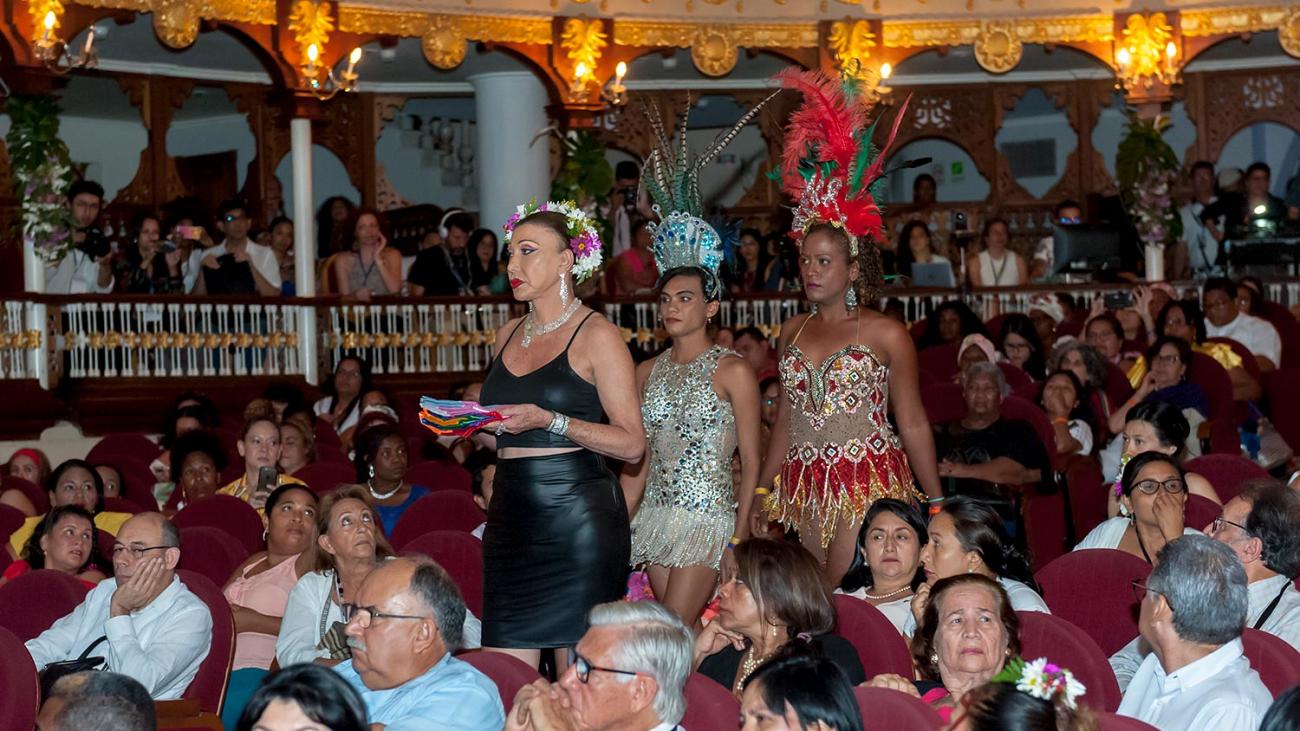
870, 574, 1020, 722
909, 496, 1047, 636
1076, 452, 1200, 563
741, 647, 864, 731
161, 430, 229, 513
1086, 312, 1144, 384
1157, 299, 1261, 402
1106, 336, 1208, 438
352, 422, 429, 536
1, 447, 52, 514
1048, 339, 1116, 436
220, 401, 305, 510
1039, 370, 1095, 457
278, 412, 316, 477
0, 505, 109, 589
934, 363, 1049, 497
838, 499, 928, 635
6, 459, 133, 559
694, 538, 865, 697
1107, 401, 1220, 517
221, 484, 320, 726
955, 334, 998, 380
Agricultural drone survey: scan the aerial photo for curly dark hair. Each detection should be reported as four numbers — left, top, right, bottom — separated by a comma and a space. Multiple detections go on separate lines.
804, 222, 883, 306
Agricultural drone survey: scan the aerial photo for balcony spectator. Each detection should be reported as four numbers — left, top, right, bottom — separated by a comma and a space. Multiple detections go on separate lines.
7, 459, 134, 558
734, 326, 778, 381
610, 220, 660, 296
267, 216, 296, 295
235, 664, 367, 731
468, 228, 507, 294
335, 209, 402, 301
606, 160, 647, 259
115, 211, 185, 294
2, 447, 51, 514
917, 301, 987, 351
44, 179, 114, 294
896, 220, 954, 285
1202, 276, 1282, 371
164, 212, 216, 293
408, 210, 475, 296
1178, 161, 1221, 276
316, 196, 356, 259
36, 671, 155, 731
1030, 199, 1084, 281
1202, 162, 1289, 240
728, 227, 782, 293
0, 505, 109, 589
967, 218, 1026, 287
193, 199, 281, 296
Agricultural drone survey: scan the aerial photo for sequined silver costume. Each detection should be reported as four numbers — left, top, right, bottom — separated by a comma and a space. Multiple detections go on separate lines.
631, 345, 738, 570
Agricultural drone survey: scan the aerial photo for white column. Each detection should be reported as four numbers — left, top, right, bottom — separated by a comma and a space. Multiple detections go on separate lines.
23, 237, 48, 387
469, 71, 551, 234
1145, 244, 1165, 282
290, 117, 319, 385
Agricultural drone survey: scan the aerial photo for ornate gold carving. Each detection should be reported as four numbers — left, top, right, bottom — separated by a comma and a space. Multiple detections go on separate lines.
1118, 12, 1173, 80
338, 8, 551, 45
974, 21, 1022, 74
289, 0, 334, 58
615, 21, 818, 49
1280, 9, 1300, 58
828, 19, 875, 77
1179, 5, 1291, 37
692, 25, 738, 76
153, 0, 201, 49
883, 15, 1112, 48
560, 18, 608, 83
74, 0, 275, 25
422, 16, 466, 69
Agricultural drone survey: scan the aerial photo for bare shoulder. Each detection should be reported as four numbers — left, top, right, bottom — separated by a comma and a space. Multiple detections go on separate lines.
778, 312, 811, 349
381, 247, 403, 263
575, 309, 624, 344
492, 316, 524, 356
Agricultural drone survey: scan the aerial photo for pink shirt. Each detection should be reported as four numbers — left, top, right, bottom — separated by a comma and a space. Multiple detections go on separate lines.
223, 554, 302, 670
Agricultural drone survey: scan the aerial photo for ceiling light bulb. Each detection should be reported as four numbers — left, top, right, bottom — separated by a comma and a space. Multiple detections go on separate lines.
575, 62, 588, 79
616, 61, 627, 79
1116, 48, 1132, 66
880, 62, 893, 80
43, 11, 56, 31
349, 47, 363, 65
306, 44, 319, 63
1166, 41, 1177, 58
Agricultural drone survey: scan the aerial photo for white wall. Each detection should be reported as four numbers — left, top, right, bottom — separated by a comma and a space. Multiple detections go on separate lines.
375, 97, 478, 209
884, 139, 991, 203
604, 124, 769, 210
59, 116, 149, 203
275, 145, 361, 219
1217, 122, 1300, 194
166, 113, 256, 190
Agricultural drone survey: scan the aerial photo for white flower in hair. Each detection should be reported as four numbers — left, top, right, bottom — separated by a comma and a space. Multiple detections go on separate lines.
502, 199, 604, 284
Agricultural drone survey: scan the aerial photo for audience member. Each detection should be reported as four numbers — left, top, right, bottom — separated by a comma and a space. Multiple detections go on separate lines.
1236, 276, 1266, 317
335, 557, 504, 730
956, 333, 997, 375
967, 218, 1026, 287
221, 484, 321, 727
194, 198, 281, 296
954, 659, 1096, 731
838, 499, 928, 635
1039, 370, 1094, 456
997, 314, 1046, 380
605, 161, 646, 258
465, 449, 496, 539
8, 459, 133, 558
263, 382, 308, 423
730, 228, 782, 293
1202, 277, 1282, 370
408, 210, 475, 296
220, 401, 305, 510
1117, 535, 1272, 729
115, 211, 185, 294
741, 646, 863, 731
278, 412, 316, 476
36, 670, 156, 731
1105, 401, 1219, 516
1047, 339, 1115, 433
153, 391, 221, 483
507, 600, 691, 731
47, 179, 114, 294
1026, 293, 1065, 352
1, 505, 109, 589
316, 196, 356, 259
1085, 311, 1142, 384
236, 663, 368, 731
334, 209, 402, 300
611, 220, 660, 295
1260, 685, 1300, 731
468, 228, 506, 294
917, 301, 987, 351
1105, 336, 1208, 438
871, 574, 1020, 723
162, 429, 228, 512
1157, 299, 1260, 402
1178, 161, 1221, 276
26, 512, 212, 699
2, 447, 52, 514
694, 538, 866, 695
1030, 199, 1085, 280
353, 422, 429, 535
267, 216, 295, 295
1076, 452, 1199, 560
315, 356, 371, 441
1202, 161, 1290, 240
896, 220, 954, 283
734, 326, 777, 381
94, 463, 126, 502
934, 364, 1049, 498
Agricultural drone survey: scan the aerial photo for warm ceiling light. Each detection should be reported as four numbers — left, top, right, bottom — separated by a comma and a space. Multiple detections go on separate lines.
306, 43, 319, 64
1116, 47, 1132, 66
880, 62, 893, 80
615, 61, 627, 79
1166, 41, 1177, 59
349, 47, 363, 65
43, 11, 56, 31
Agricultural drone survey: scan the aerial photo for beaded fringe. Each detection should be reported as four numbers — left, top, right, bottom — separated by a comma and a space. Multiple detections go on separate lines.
631, 505, 735, 570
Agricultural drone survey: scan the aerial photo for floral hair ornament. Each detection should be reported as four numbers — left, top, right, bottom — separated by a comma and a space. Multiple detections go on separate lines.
774, 67, 912, 257
991, 656, 1087, 710
502, 199, 604, 284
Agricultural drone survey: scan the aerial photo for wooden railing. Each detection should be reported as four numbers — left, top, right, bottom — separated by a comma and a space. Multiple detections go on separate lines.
5, 279, 1296, 388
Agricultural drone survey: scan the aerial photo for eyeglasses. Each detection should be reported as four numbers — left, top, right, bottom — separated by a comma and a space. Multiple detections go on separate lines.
223, 213, 247, 223
1211, 515, 1251, 536
1131, 580, 1167, 604
1131, 477, 1187, 495
567, 649, 641, 684
341, 603, 429, 629
111, 545, 170, 560
1058, 216, 1082, 225
1152, 353, 1182, 365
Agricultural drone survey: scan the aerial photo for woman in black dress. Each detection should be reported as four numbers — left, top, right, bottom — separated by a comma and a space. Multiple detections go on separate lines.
479, 202, 644, 669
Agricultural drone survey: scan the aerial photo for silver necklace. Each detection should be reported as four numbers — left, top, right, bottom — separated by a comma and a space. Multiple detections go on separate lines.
863, 585, 913, 601
368, 479, 402, 500
522, 297, 582, 348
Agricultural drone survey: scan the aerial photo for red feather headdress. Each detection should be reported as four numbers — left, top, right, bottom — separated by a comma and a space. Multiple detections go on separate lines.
775, 67, 910, 256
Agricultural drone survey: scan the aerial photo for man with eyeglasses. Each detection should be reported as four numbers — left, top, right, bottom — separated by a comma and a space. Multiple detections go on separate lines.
1202, 277, 1281, 371
332, 557, 503, 730
1117, 535, 1272, 730
192, 198, 281, 296
25, 512, 212, 700
507, 601, 691, 731
1030, 199, 1084, 281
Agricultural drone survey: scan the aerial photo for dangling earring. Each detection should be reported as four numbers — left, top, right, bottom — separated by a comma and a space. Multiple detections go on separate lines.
845, 285, 858, 309
930, 653, 939, 667
559, 277, 569, 307
367, 464, 375, 479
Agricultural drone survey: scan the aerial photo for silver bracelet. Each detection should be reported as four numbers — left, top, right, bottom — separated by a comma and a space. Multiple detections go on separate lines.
546, 411, 570, 437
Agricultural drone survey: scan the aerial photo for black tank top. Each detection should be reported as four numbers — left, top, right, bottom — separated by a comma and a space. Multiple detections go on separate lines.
480, 311, 605, 449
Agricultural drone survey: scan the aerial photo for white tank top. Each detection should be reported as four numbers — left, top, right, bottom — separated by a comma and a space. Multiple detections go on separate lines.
978, 249, 1015, 286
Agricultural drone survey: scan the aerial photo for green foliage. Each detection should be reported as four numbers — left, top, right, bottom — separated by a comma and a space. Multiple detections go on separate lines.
1116, 114, 1180, 192
5, 95, 77, 263
550, 130, 614, 206
5, 95, 71, 172
1117, 113, 1183, 246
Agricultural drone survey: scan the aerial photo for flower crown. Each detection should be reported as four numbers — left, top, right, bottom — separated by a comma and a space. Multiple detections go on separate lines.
991, 657, 1087, 710
503, 199, 604, 284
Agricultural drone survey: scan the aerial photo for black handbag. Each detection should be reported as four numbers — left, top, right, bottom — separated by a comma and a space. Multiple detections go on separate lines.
38, 635, 107, 699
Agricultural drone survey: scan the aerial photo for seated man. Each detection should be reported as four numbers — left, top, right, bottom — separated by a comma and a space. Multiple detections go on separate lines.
507, 600, 692, 731
933, 362, 1049, 500
1118, 535, 1273, 729
26, 512, 212, 700
36, 670, 156, 731
1030, 199, 1083, 281
1207, 482, 1300, 646
336, 557, 504, 730
1202, 277, 1282, 370
734, 326, 777, 382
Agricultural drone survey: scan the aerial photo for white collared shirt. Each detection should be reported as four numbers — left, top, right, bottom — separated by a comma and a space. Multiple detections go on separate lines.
1117, 638, 1271, 730
203, 240, 281, 290
44, 250, 114, 294
25, 575, 212, 700
1206, 311, 1282, 366
1245, 574, 1300, 650
1179, 199, 1219, 273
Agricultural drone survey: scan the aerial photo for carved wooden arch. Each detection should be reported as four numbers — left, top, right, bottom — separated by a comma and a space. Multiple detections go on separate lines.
1185, 68, 1300, 163
206, 22, 294, 89
112, 76, 195, 208
887, 85, 999, 198
991, 80, 1112, 204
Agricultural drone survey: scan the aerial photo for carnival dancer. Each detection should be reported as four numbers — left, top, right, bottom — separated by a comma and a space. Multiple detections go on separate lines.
757, 69, 943, 589
478, 200, 645, 669
621, 96, 773, 625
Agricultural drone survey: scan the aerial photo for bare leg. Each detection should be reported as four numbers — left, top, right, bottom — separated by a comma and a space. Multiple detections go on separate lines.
656, 565, 720, 626
484, 646, 542, 671
822, 517, 864, 590
798, 516, 830, 569
645, 563, 671, 602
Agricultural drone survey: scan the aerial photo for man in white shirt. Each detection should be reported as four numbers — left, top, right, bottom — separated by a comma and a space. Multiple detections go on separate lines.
45, 180, 114, 294
507, 600, 692, 731
1178, 161, 1221, 275
1117, 535, 1272, 730
1203, 277, 1282, 370
26, 512, 212, 700
191, 198, 281, 295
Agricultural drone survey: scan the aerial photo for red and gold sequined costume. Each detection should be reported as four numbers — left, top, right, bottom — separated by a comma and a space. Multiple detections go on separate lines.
767, 317, 920, 547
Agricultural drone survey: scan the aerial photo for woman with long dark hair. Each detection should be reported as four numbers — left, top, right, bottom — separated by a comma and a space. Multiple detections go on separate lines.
741, 646, 864, 731
115, 210, 185, 294
838, 499, 928, 635
468, 228, 506, 294
917, 301, 987, 351
313, 356, 372, 441
315, 196, 355, 259
998, 313, 1047, 380
1, 505, 109, 589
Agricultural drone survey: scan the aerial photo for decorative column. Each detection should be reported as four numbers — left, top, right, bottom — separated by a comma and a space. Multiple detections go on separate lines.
469, 71, 551, 233
290, 115, 318, 385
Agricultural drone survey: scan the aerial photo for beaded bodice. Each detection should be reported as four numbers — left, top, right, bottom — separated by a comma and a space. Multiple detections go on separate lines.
780, 342, 893, 445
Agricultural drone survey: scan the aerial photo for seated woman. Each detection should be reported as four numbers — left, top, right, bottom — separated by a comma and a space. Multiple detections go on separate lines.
909, 496, 1048, 636
1158, 299, 1261, 402
917, 301, 986, 352
220, 401, 305, 510
234, 663, 368, 731
954, 659, 1095, 730
2, 447, 52, 514
1105, 336, 1208, 439
93, 463, 125, 501
152, 391, 221, 483
1085, 311, 1144, 386
998, 314, 1047, 381
955, 334, 998, 381
160, 430, 229, 513
896, 221, 954, 285
352, 422, 428, 536
1048, 340, 1118, 438
314, 357, 371, 443
278, 412, 316, 477
221, 484, 320, 727
740, 646, 864, 731
694, 538, 865, 697
868, 574, 1020, 723
1106, 401, 1220, 517
0, 505, 109, 589
837, 499, 928, 635
1075, 452, 1200, 563
6, 459, 133, 559
1039, 370, 1095, 457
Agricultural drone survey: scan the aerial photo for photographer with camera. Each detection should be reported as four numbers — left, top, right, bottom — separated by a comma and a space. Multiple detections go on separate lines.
606, 160, 651, 259
45, 180, 115, 294
192, 199, 281, 296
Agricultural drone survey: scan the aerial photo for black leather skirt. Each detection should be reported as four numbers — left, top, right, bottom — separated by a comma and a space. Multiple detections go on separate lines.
482, 449, 631, 648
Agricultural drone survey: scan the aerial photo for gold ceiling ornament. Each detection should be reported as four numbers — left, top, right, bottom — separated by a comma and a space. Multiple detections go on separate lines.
338, 7, 551, 45
615, 20, 817, 49
1115, 11, 1177, 89
75, 0, 276, 25
883, 14, 1111, 48
559, 0, 609, 10
153, 0, 202, 49
828, 19, 876, 78
1277, 8, 1300, 58
27, 0, 64, 44
1179, 5, 1290, 37
421, 15, 465, 69
692, 25, 738, 76
974, 20, 1022, 73
289, 0, 334, 63
560, 18, 608, 86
